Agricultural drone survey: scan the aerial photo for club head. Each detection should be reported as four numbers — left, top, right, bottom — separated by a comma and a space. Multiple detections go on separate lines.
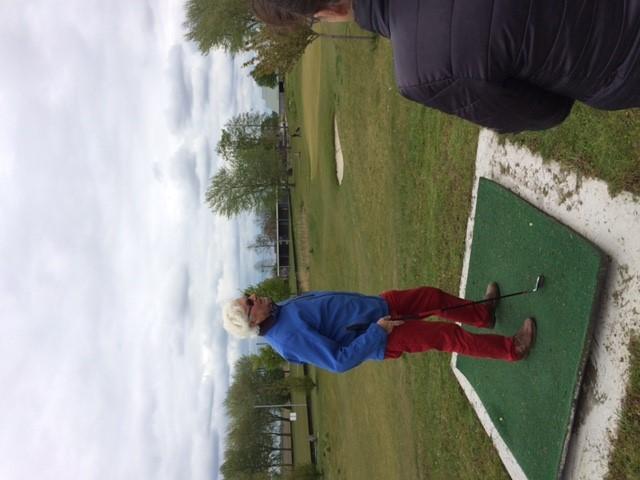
533, 275, 544, 292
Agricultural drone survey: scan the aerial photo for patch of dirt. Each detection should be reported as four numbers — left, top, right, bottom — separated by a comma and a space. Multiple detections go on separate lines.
574, 357, 607, 428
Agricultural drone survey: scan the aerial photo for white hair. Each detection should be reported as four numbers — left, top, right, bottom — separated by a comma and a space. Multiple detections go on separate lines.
222, 298, 259, 338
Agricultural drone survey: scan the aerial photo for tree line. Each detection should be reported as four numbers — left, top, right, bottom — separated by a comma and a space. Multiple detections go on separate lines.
206, 110, 292, 283
184, 0, 374, 86
190, 0, 376, 242
183, 7, 331, 471
221, 279, 321, 479
206, 110, 290, 218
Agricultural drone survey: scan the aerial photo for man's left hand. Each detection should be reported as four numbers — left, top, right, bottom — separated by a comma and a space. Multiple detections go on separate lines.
377, 316, 405, 334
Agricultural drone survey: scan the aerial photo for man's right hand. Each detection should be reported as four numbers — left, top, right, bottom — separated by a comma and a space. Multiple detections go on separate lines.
377, 316, 405, 334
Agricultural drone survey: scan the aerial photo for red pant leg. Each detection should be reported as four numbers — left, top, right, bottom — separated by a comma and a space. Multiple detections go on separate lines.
381, 286, 492, 328
384, 320, 518, 361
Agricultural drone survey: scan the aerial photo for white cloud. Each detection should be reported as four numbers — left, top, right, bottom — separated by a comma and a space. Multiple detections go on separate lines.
0, 1, 271, 479
167, 44, 195, 132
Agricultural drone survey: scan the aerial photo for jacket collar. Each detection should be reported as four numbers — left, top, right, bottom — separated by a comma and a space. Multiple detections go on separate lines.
353, 0, 391, 38
257, 303, 280, 336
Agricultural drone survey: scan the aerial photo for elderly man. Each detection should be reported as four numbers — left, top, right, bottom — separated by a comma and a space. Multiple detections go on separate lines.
222, 285, 535, 373
252, 0, 640, 133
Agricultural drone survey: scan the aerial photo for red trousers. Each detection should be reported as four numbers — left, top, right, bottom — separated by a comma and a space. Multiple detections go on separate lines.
380, 287, 518, 361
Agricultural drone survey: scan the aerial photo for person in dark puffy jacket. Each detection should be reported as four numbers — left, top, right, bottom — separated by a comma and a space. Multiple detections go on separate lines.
252, 0, 640, 133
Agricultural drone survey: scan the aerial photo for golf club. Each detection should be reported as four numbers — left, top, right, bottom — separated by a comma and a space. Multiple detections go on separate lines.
346, 275, 545, 332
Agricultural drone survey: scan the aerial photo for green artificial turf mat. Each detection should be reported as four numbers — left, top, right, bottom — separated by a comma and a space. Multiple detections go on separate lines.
455, 178, 607, 480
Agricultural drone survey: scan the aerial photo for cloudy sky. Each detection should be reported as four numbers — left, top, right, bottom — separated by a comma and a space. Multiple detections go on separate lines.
0, 2, 270, 478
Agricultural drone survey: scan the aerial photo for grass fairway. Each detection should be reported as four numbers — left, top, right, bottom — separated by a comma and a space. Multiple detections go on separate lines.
283, 21, 640, 480
285, 25, 508, 479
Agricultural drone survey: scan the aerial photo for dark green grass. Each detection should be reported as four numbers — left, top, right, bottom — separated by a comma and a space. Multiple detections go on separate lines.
458, 179, 607, 480
503, 105, 640, 196
607, 336, 640, 480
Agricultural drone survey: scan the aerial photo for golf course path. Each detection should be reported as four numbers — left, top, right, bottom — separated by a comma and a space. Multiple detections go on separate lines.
457, 129, 640, 480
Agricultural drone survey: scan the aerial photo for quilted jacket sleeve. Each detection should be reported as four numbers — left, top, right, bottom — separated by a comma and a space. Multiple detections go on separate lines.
401, 77, 574, 133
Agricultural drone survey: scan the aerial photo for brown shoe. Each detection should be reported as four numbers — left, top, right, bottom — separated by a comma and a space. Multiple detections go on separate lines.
484, 282, 500, 327
513, 317, 536, 360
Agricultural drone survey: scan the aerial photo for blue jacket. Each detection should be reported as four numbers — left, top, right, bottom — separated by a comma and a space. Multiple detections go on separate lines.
263, 292, 389, 373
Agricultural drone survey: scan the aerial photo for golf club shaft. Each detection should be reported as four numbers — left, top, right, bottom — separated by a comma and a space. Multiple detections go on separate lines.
346, 275, 544, 332
392, 288, 532, 320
